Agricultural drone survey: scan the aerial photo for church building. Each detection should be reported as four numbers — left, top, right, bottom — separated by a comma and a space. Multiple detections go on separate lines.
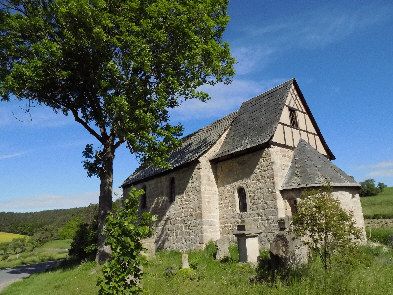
122, 78, 365, 251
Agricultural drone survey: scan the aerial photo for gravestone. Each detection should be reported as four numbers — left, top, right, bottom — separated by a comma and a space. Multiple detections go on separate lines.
233, 220, 261, 264
270, 233, 308, 268
182, 253, 190, 269
142, 237, 155, 259
215, 237, 229, 260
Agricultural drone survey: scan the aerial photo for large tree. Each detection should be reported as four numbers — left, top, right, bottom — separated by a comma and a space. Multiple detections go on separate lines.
0, 0, 235, 262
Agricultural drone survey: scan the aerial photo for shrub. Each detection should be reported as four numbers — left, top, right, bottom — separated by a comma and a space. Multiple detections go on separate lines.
291, 184, 362, 269
98, 188, 155, 294
58, 217, 84, 240
69, 220, 98, 261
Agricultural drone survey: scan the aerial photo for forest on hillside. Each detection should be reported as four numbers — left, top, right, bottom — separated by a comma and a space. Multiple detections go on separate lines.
0, 204, 98, 236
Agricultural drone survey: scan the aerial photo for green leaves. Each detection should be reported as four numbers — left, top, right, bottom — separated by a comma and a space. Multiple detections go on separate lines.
99, 187, 155, 294
1, 0, 234, 263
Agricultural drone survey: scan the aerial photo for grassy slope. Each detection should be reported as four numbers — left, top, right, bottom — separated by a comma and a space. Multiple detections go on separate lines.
1, 261, 101, 295
360, 187, 393, 219
0, 240, 71, 269
3, 246, 393, 295
0, 232, 25, 243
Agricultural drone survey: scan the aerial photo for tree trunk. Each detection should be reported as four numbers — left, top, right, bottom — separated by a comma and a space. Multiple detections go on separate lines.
96, 144, 115, 264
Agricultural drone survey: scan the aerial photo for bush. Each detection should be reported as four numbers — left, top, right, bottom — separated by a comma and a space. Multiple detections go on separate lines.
58, 217, 84, 240
291, 184, 362, 269
98, 188, 155, 294
69, 220, 98, 261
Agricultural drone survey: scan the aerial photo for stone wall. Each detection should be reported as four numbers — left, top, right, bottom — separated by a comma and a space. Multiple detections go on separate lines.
198, 129, 229, 244
331, 188, 366, 239
280, 186, 366, 239
216, 148, 279, 249
269, 145, 295, 218
124, 162, 203, 251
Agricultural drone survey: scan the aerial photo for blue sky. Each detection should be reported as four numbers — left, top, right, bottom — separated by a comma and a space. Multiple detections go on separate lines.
1, 0, 393, 212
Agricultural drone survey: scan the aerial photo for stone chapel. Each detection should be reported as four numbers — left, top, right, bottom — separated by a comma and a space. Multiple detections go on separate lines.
122, 78, 365, 251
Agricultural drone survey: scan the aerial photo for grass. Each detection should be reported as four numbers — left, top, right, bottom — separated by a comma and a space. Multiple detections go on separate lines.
42, 239, 72, 249
1, 261, 101, 295
0, 232, 25, 243
366, 227, 393, 246
0, 240, 71, 269
3, 244, 393, 295
361, 187, 393, 219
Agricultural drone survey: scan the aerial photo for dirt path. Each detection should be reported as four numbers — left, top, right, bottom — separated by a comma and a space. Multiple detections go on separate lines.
0, 260, 61, 292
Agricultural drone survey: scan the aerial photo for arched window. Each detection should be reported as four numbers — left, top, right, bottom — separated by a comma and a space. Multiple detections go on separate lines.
169, 177, 175, 203
141, 185, 147, 209
237, 187, 247, 212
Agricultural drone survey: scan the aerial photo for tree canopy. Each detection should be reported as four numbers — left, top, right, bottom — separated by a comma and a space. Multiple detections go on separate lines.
0, 0, 235, 262
359, 179, 387, 197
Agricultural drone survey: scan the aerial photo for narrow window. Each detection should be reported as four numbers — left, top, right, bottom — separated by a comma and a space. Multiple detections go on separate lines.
238, 187, 247, 212
289, 108, 299, 128
169, 177, 175, 203
141, 185, 147, 209
290, 199, 298, 214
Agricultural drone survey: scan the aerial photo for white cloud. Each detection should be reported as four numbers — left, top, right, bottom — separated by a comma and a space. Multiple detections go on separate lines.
356, 160, 393, 170
170, 78, 288, 121
366, 169, 393, 179
0, 189, 122, 213
231, 46, 276, 76
0, 152, 25, 160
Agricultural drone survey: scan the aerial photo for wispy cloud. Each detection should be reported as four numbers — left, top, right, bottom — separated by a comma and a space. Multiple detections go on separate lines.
356, 160, 393, 170
0, 152, 25, 160
247, 5, 392, 50
231, 46, 276, 76
228, 4, 393, 78
0, 189, 122, 213
366, 169, 393, 178
355, 160, 393, 182
170, 78, 287, 121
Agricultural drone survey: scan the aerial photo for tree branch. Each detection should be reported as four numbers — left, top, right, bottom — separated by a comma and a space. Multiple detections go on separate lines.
71, 109, 103, 144
114, 139, 125, 150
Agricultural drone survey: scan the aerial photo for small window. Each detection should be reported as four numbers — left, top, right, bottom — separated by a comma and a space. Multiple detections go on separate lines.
141, 185, 147, 209
169, 177, 175, 203
289, 108, 298, 128
290, 199, 298, 214
237, 187, 247, 212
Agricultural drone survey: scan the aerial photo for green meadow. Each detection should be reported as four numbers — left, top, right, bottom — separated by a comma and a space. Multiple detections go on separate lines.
2, 188, 393, 294
2, 244, 393, 295
0, 232, 25, 243
361, 187, 393, 219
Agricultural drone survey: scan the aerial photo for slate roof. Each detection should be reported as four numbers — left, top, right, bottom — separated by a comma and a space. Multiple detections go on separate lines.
213, 79, 293, 160
123, 78, 335, 186
122, 111, 238, 186
281, 139, 359, 190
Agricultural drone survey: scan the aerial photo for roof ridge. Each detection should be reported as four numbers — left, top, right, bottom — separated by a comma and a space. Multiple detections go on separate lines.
240, 78, 294, 105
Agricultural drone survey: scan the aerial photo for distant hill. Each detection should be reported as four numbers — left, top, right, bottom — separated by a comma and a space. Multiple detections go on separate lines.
0, 204, 98, 235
